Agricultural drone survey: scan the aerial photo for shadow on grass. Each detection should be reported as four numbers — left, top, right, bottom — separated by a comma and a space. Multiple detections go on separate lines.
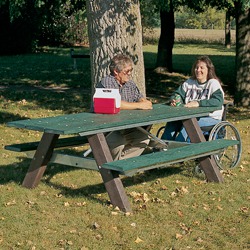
0, 111, 28, 124
44, 164, 184, 206
0, 87, 91, 121
0, 155, 183, 206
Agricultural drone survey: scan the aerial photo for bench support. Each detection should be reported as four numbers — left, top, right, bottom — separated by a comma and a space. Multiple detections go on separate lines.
87, 133, 131, 212
22, 133, 59, 188
183, 118, 224, 183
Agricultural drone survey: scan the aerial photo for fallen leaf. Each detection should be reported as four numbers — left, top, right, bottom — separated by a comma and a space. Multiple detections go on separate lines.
95, 234, 102, 240
171, 191, 177, 197
196, 237, 203, 242
177, 210, 183, 217
64, 202, 70, 207
114, 206, 120, 211
175, 233, 183, 239
129, 191, 150, 203
139, 204, 147, 210
75, 202, 86, 207
135, 236, 143, 243
179, 223, 192, 234
67, 240, 73, 245
203, 204, 210, 211
154, 179, 161, 184
5, 200, 16, 206
240, 207, 248, 213
93, 222, 100, 229
152, 197, 164, 203
180, 186, 189, 194
217, 206, 223, 211
193, 220, 200, 226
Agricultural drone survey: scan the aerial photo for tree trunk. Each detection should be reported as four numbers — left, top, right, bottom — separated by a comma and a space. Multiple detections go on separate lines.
86, 0, 146, 96
155, 0, 175, 72
225, 11, 231, 49
235, 3, 250, 107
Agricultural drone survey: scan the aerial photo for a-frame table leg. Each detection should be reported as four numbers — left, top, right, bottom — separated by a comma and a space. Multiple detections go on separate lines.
87, 133, 132, 212
182, 118, 224, 183
22, 133, 59, 188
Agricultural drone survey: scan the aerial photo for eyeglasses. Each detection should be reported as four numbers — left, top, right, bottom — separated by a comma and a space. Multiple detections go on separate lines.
122, 68, 133, 75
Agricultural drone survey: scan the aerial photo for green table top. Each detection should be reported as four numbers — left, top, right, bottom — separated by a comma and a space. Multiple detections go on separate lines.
7, 104, 219, 136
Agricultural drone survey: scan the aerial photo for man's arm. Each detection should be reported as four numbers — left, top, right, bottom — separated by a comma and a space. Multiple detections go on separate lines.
120, 98, 152, 110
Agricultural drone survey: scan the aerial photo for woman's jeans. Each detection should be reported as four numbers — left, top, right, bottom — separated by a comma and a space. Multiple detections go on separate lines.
161, 117, 221, 142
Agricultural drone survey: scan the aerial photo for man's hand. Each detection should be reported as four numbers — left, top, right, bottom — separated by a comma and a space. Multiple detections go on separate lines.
120, 98, 153, 110
137, 98, 153, 110
184, 101, 199, 108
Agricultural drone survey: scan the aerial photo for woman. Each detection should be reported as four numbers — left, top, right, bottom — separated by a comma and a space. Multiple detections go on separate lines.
161, 55, 224, 142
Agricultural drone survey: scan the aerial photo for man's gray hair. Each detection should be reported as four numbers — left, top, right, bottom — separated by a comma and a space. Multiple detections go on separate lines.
109, 54, 133, 74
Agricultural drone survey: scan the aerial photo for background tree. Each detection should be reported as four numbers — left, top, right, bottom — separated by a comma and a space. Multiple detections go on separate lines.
207, 0, 250, 106
86, 0, 146, 95
234, 1, 250, 107
155, 0, 175, 72
141, 0, 209, 72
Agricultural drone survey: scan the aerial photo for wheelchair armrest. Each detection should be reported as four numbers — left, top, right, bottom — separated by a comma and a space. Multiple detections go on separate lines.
223, 100, 234, 121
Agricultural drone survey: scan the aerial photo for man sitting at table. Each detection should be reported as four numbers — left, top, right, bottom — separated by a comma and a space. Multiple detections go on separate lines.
95, 54, 153, 161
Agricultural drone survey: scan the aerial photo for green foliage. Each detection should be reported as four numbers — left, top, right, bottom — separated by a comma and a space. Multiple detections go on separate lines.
37, 1, 88, 46
140, 1, 160, 29
0, 0, 87, 54
175, 6, 229, 29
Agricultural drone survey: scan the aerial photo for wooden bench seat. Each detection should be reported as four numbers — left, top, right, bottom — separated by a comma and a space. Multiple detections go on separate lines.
5, 136, 98, 171
102, 139, 239, 176
70, 49, 90, 69
4, 135, 88, 152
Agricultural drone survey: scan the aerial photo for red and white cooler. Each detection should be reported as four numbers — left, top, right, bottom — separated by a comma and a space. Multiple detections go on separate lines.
93, 88, 121, 114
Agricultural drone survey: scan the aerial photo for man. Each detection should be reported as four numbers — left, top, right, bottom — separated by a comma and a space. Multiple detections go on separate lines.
95, 54, 152, 160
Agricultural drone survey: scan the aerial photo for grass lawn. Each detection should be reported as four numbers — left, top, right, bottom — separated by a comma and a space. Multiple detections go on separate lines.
0, 44, 249, 249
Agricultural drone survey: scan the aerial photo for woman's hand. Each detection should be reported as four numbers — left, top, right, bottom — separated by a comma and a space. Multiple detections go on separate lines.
170, 99, 178, 106
184, 101, 199, 108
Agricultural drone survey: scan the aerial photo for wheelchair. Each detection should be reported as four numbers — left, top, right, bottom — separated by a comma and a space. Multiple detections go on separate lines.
156, 102, 242, 172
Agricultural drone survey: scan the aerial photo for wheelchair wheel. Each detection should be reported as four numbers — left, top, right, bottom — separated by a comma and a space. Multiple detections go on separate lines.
156, 126, 165, 138
208, 121, 242, 170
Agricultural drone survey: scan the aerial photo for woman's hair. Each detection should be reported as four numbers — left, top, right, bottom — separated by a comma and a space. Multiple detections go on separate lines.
109, 54, 133, 74
191, 55, 221, 82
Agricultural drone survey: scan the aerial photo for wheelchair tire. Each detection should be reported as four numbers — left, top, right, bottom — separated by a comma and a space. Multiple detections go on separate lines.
208, 121, 242, 169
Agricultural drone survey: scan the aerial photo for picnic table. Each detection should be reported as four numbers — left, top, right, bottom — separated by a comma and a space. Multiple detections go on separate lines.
5, 104, 239, 212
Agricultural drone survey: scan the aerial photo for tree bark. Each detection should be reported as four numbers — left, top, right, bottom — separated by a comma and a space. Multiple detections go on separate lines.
155, 0, 175, 72
86, 0, 146, 96
235, 3, 250, 107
